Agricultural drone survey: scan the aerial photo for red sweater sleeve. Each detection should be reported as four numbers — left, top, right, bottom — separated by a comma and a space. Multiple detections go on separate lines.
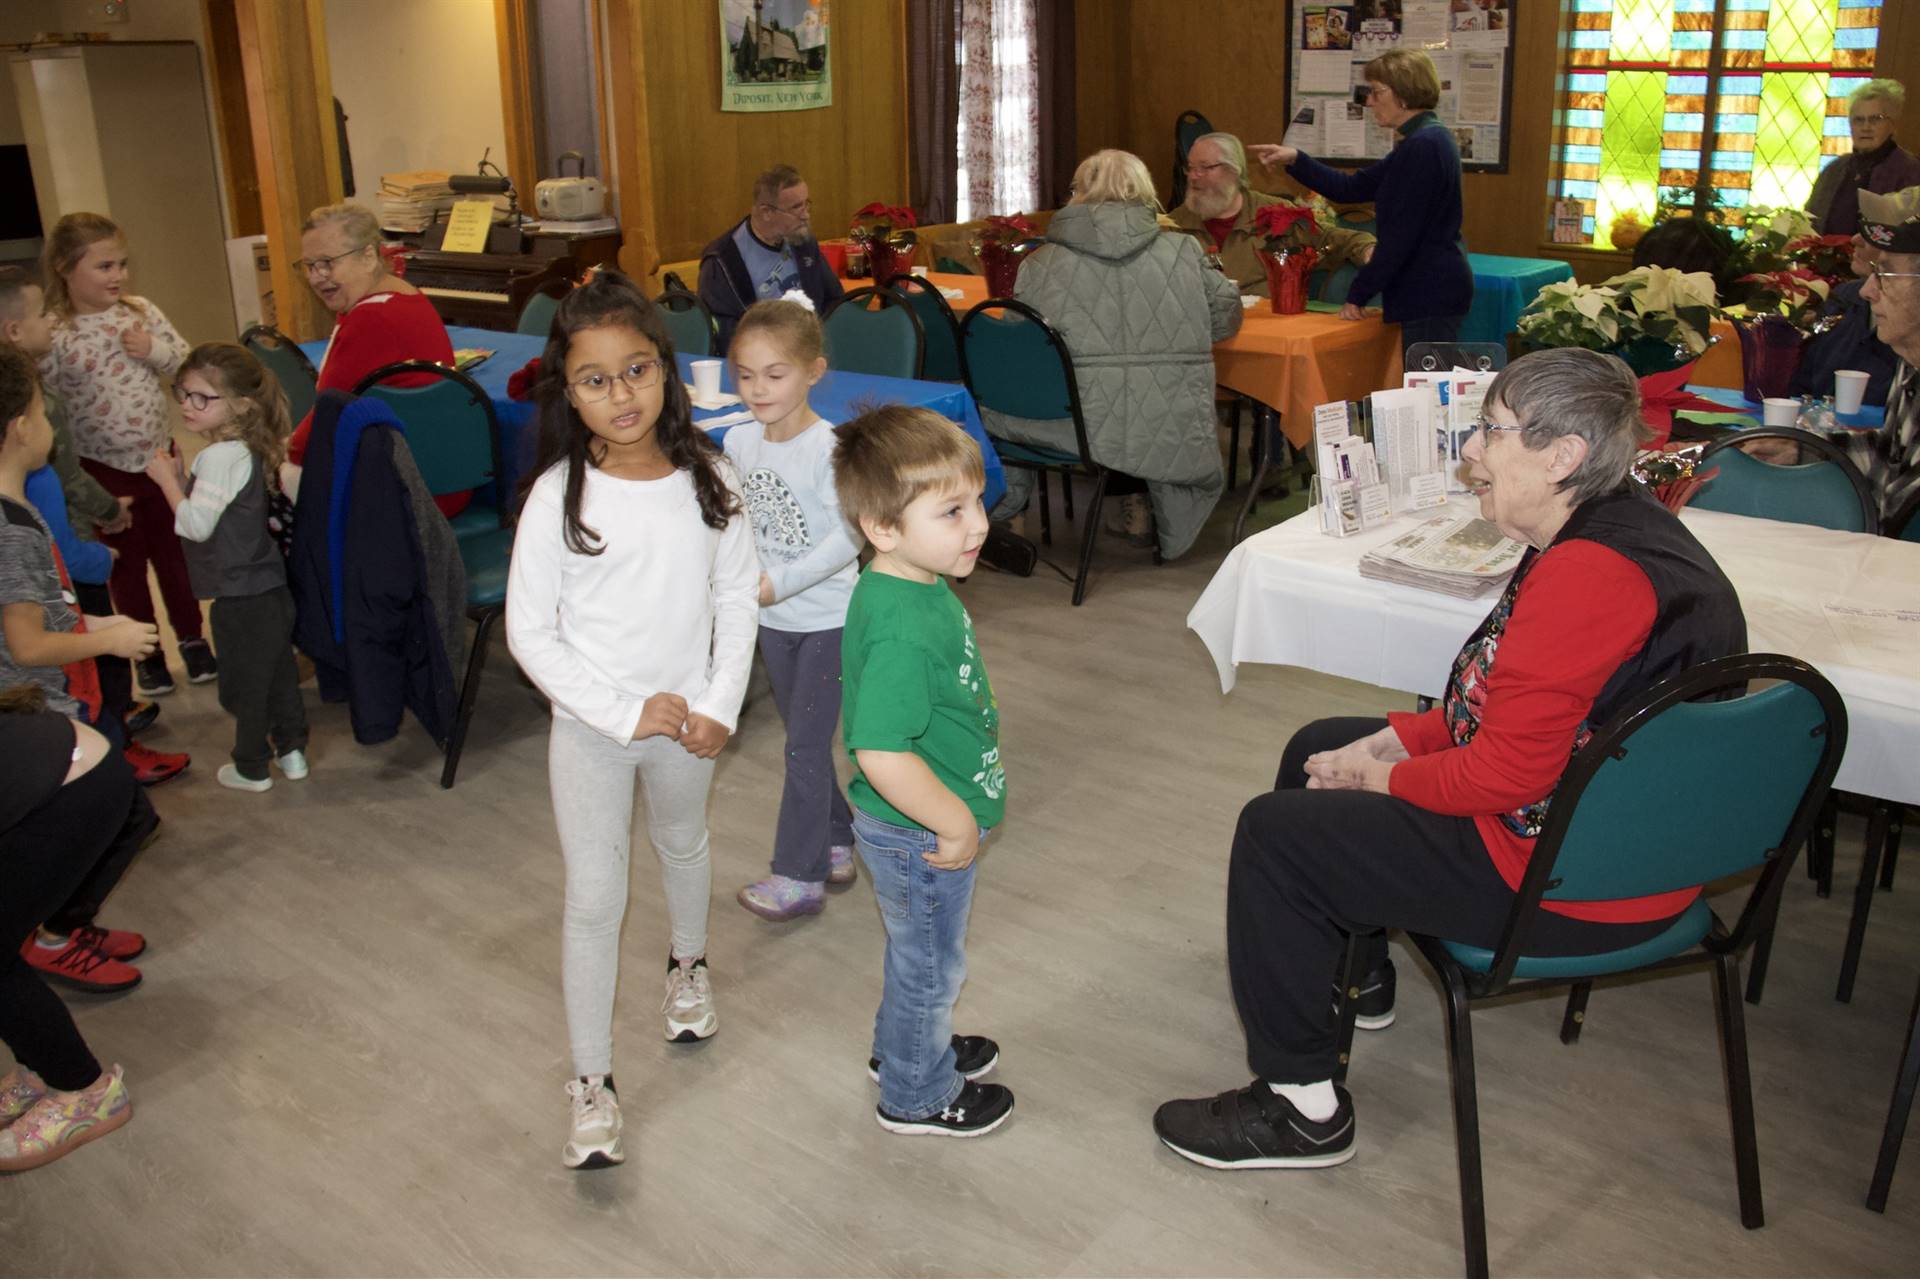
287, 294, 455, 463
1387, 542, 1656, 817
1387, 705, 1451, 756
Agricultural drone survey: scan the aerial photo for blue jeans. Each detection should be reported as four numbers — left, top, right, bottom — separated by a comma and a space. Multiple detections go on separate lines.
853, 808, 985, 1119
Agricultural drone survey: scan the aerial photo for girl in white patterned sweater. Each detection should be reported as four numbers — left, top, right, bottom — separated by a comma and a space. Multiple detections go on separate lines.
39, 213, 210, 696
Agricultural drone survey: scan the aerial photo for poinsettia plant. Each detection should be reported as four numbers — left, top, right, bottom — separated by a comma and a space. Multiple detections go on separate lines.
1730, 266, 1832, 331
1517, 266, 1721, 358
976, 214, 1038, 249
1252, 202, 1319, 252
850, 203, 919, 245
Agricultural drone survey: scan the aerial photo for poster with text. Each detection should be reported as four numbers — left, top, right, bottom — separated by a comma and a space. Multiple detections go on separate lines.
721, 0, 831, 113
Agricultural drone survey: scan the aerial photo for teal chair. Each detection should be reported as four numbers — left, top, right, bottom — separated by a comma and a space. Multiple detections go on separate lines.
888, 275, 963, 381
240, 324, 318, 425
824, 287, 925, 379
1692, 428, 1879, 533
1330, 654, 1846, 1279
516, 283, 569, 337
655, 287, 715, 357
1888, 487, 1920, 543
960, 298, 1127, 605
352, 364, 511, 789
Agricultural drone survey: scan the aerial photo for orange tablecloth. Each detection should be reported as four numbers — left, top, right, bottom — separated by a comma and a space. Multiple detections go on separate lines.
1694, 318, 1743, 390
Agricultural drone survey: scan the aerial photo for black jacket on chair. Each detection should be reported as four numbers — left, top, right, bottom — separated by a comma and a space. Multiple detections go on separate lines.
290, 391, 460, 746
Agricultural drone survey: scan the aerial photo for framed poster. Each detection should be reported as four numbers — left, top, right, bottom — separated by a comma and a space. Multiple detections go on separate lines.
1282, 1, 1516, 174
720, 0, 832, 113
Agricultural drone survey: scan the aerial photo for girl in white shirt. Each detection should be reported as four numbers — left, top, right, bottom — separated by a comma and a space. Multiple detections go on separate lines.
504, 270, 758, 1172
724, 301, 863, 922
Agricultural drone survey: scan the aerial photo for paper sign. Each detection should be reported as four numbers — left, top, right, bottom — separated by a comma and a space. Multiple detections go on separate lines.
1407, 471, 1450, 509
440, 199, 496, 254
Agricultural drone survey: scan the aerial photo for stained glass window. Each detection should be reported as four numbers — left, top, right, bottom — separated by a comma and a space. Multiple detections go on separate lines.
1554, 0, 1883, 248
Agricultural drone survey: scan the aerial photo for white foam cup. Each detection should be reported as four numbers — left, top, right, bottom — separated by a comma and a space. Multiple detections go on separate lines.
690, 359, 723, 399
1833, 369, 1869, 414
1761, 397, 1799, 428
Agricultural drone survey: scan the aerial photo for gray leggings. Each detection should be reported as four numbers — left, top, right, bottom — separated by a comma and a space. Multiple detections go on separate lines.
550, 714, 716, 1077
759, 626, 854, 882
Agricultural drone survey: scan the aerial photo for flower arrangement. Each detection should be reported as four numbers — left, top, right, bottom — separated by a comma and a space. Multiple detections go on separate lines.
1730, 267, 1832, 332
1252, 202, 1319, 252
976, 213, 1037, 249
850, 203, 919, 284
972, 214, 1040, 298
850, 202, 918, 243
1517, 266, 1722, 367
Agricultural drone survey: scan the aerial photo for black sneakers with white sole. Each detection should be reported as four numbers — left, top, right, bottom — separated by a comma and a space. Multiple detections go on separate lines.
868, 1034, 999, 1084
875, 1079, 1014, 1138
1153, 1082, 1356, 1170
1333, 959, 1397, 1031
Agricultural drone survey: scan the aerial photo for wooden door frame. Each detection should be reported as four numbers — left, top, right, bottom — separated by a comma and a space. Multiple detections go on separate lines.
494, 0, 540, 198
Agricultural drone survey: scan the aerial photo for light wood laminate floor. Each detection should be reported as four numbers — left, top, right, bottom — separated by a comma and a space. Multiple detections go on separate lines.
4, 497, 1917, 1276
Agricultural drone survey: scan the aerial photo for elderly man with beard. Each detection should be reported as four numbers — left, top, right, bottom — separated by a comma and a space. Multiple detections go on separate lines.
1169, 133, 1375, 297
698, 164, 844, 353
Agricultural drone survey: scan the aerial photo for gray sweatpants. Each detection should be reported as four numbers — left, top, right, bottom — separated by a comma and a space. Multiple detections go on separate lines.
758, 626, 854, 882
549, 714, 716, 1077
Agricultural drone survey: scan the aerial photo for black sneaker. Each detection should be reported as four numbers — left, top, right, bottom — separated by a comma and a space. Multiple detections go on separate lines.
123, 699, 160, 735
135, 654, 175, 696
179, 638, 218, 684
1153, 1082, 1355, 1170
876, 1078, 1014, 1138
1332, 959, 1396, 1031
868, 1034, 999, 1084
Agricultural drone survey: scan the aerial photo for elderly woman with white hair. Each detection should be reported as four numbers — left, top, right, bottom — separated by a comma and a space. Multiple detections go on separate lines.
985, 148, 1243, 558
1154, 347, 1747, 1170
1808, 80, 1920, 238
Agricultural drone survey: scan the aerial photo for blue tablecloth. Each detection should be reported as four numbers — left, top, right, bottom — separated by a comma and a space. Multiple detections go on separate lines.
301, 325, 1004, 510
1462, 253, 1575, 347
1682, 384, 1885, 432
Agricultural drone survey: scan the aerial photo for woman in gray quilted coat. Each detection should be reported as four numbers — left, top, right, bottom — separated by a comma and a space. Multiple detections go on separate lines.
985, 149, 1243, 560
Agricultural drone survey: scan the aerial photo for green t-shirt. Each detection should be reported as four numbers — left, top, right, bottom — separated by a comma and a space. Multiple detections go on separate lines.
841, 567, 1005, 830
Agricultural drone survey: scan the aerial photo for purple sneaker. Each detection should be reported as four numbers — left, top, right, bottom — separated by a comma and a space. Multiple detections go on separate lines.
828, 844, 858, 887
737, 874, 826, 922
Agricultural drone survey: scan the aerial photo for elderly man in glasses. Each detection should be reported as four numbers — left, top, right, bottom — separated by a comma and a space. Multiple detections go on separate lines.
697, 163, 844, 354
1167, 132, 1375, 297
1807, 80, 1920, 239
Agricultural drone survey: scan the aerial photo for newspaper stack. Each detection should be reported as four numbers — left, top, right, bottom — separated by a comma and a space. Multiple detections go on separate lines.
377, 170, 456, 233
1358, 513, 1526, 599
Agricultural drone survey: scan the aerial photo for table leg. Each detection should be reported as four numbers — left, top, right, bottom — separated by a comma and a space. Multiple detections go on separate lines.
1232, 406, 1287, 546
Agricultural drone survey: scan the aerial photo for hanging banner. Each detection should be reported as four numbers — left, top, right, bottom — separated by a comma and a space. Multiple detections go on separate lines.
720, 0, 832, 113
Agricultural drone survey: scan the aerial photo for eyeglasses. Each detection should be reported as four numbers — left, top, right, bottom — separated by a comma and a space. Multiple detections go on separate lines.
295, 246, 371, 277
761, 199, 812, 218
1184, 161, 1231, 177
567, 359, 666, 403
1850, 113, 1892, 127
1470, 415, 1526, 442
1867, 263, 1920, 285
172, 386, 223, 411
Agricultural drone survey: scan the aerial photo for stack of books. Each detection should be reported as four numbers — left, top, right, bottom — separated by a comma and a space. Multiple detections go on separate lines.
377, 171, 455, 232
1358, 514, 1526, 599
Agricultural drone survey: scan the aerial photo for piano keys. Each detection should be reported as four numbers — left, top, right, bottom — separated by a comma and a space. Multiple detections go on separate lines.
402, 250, 573, 332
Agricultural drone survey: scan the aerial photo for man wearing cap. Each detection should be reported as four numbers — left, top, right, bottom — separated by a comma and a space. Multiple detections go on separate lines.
1846, 185, 1920, 524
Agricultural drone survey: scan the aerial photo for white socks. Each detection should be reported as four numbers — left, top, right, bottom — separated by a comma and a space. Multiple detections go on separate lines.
1270, 1079, 1338, 1121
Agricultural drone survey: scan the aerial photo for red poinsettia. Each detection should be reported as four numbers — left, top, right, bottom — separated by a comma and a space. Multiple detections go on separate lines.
1784, 233, 1857, 285
1737, 266, 1831, 332
978, 214, 1038, 248
851, 203, 919, 238
1252, 202, 1319, 252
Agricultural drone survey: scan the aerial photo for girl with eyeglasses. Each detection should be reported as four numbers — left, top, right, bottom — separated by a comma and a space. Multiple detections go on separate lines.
505, 269, 758, 1171
146, 343, 308, 794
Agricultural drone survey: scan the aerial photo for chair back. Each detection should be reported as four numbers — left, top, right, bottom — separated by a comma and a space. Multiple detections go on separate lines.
351, 362, 504, 512
1406, 341, 1507, 373
240, 324, 319, 424
888, 275, 963, 381
1694, 428, 1879, 533
516, 282, 568, 337
1884, 486, 1920, 542
958, 298, 1093, 464
823, 287, 925, 379
1170, 108, 1214, 208
655, 287, 716, 358
1480, 654, 1845, 989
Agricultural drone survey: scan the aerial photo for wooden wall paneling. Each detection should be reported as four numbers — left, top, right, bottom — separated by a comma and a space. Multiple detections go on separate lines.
494, 0, 541, 199
602, 0, 659, 280
235, 0, 342, 341
201, 0, 263, 239
1072, 0, 1129, 160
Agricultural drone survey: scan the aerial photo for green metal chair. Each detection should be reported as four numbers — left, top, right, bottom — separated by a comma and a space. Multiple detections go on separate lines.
824, 287, 925, 380
1692, 428, 1879, 533
1888, 486, 1920, 543
239, 324, 318, 425
888, 274, 963, 381
655, 286, 716, 357
1331, 654, 1846, 1279
352, 363, 511, 789
960, 298, 1127, 606
516, 281, 569, 337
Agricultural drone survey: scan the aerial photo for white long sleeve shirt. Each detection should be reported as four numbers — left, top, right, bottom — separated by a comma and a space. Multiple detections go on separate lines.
506, 460, 760, 744
40, 298, 191, 473
721, 416, 861, 632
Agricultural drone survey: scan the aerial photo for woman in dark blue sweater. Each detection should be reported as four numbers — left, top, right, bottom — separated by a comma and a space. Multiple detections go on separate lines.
1253, 49, 1473, 355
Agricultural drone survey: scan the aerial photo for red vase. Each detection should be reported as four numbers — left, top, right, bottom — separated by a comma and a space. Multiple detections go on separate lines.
1258, 247, 1319, 315
868, 238, 906, 287
981, 243, 1021, 298
1733, 316, 1804, 403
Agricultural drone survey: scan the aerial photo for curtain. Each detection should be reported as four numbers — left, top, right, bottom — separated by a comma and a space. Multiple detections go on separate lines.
907, 0, 960, 224
958, 0, 1040, 220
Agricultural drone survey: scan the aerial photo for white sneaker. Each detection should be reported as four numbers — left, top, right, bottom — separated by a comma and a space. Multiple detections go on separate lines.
561, 1075, 624, 1170
216, 764, 272, 793
276, 749, 309, 780
663, 957, 717, 1043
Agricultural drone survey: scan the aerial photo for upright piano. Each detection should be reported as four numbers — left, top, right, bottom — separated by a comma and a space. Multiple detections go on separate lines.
401, 250, 573, 332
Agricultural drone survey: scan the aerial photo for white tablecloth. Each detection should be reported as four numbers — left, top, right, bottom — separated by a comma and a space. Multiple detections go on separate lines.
1188, 500, 1920, 805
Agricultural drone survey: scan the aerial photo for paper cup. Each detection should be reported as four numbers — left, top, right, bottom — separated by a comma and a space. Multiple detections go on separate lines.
1761, 397, 1799, 428
1833, 369, 1869, 414
690, 359, 723, 399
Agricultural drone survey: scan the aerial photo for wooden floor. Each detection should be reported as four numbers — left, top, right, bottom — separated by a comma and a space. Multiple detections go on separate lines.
4, 487, 1917, 1277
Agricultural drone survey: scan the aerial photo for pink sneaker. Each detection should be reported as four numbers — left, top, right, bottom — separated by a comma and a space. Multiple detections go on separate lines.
0, 1065, 47, 1127
828, 844, 858, 887
0, 1065, 132, 1173
737, 874, 826, 922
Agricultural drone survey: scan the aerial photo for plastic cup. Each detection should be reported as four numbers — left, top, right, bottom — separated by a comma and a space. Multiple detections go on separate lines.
690, 359, 723, 399
1833, 369, 1869, 415
1761, 397, 1799, 428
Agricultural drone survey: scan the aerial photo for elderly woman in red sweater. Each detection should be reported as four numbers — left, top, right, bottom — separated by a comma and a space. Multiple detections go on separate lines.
284, 202, 462, 512
1154, 348, 1747, 1171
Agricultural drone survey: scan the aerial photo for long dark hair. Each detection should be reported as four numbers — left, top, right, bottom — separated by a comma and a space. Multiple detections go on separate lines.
519, 269, 739, 555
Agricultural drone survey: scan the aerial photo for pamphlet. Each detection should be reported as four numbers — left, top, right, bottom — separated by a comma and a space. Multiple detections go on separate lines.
1358, 513, 1526, 598
1370, 386, 1442, 511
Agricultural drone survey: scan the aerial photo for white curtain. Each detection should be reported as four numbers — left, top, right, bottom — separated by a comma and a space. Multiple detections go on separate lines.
956, 0, 1039, 222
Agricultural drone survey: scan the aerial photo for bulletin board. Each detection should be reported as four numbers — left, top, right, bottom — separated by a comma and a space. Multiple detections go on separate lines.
1282, 1, 1517, 174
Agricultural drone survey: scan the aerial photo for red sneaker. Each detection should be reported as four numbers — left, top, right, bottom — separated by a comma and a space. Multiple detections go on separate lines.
69, 923, 147, 961
123, 740, 189, 786
19, 934, 142, 993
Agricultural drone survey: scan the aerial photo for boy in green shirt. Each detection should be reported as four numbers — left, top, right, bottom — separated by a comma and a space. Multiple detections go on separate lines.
832, 406, 1012, 1138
